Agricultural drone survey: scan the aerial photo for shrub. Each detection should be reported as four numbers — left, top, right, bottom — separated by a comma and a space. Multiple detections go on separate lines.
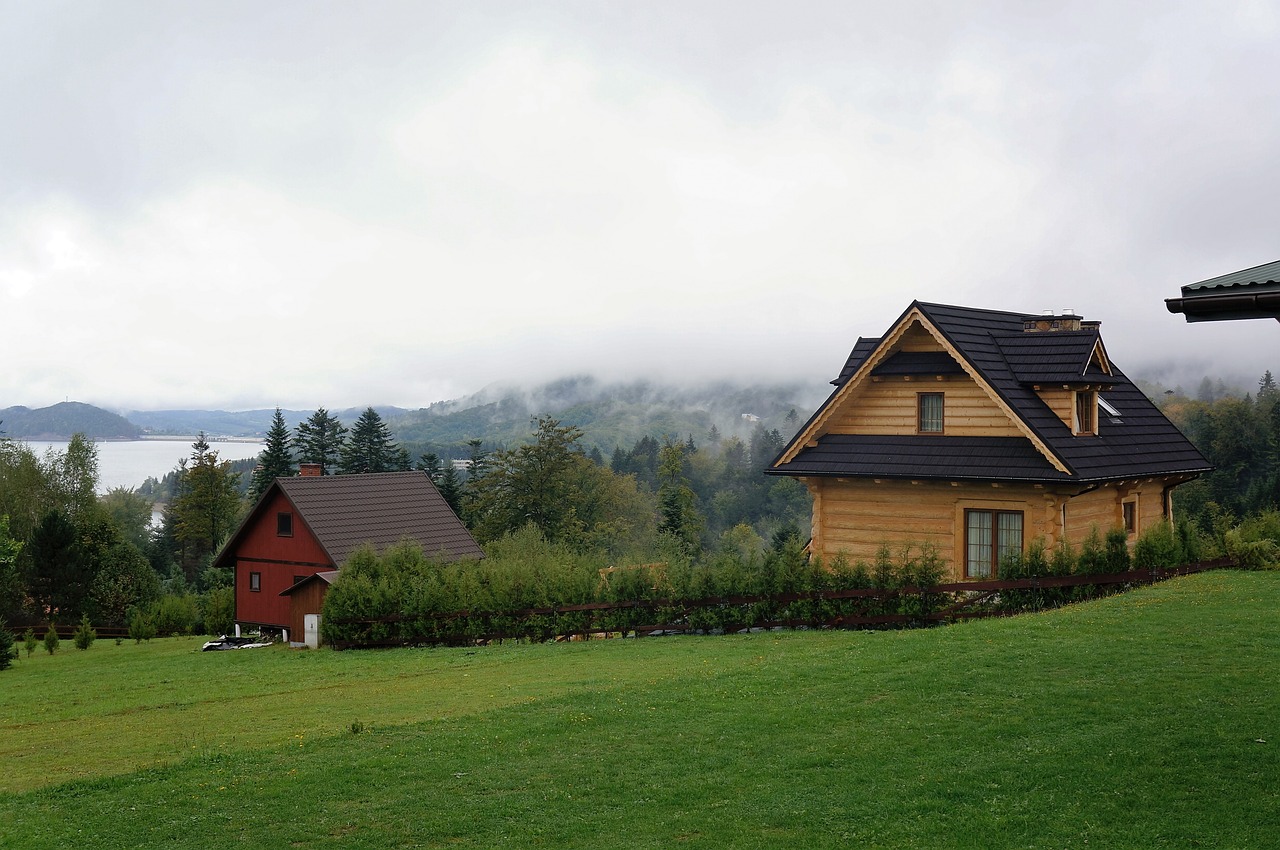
23, 628, 37, 658
1133, 520, 1181, 570
149, 594, 199, 636
202, 586, 235, 636
0, 619, 14, 670
43, 626, 60, 655
128, 610, 157, 643
72, 614, 96, 650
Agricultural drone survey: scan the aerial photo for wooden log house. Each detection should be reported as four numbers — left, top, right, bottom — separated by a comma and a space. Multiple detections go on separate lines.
768, 301, 1212, 581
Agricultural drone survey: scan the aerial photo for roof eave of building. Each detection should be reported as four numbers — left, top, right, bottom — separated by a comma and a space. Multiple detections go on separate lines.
1166, 291, 1280, 322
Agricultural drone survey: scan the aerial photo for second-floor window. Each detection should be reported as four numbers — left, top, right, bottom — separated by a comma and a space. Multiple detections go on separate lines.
918, 392, 944, 433
1074, 391, 1097, 435
277, 512, 293, 537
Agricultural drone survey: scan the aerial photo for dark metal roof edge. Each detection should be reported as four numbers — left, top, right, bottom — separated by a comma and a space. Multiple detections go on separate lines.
1182, 260, 1280, 292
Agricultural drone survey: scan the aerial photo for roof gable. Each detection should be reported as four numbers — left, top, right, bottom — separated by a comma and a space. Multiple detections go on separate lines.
780, 302, 1069, 474
995, 330, 1114, 386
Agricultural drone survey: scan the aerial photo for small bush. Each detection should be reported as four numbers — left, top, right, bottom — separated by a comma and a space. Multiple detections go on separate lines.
23, 628, 37, 658
128, 610, 157, 643
43, 626, 60, 655
72, 614, 96, 650
201, 587, 235, 637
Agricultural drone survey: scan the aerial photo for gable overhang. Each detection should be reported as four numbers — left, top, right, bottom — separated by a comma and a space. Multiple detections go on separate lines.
1086, 337, 1113, 377
775, 303, 1072, 475
211, 479, 334, 572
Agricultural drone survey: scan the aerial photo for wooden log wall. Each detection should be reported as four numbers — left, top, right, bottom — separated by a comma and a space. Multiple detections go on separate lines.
830, 376, 1023, 438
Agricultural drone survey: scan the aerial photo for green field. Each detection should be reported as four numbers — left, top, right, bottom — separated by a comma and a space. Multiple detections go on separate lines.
2, 571, 1277, 848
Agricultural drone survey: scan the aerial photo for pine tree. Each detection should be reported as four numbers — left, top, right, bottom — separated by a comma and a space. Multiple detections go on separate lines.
0, 618, 15, 670
437, 463, 463, 516
294, 408, 347, 474
417, 452, 443, 482
250, 408, 295, 500
72, 613, 96, 650
339, 407, 401, 474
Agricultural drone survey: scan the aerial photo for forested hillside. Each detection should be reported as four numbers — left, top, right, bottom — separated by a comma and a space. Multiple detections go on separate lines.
0, 402, 139, 439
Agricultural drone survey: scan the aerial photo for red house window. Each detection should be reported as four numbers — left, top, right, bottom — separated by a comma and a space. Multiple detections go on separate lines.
249, 572, 262, 592
277, 512, 293, 536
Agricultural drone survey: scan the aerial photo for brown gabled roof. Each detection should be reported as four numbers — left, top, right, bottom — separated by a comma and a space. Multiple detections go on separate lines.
214, 470, 482, 570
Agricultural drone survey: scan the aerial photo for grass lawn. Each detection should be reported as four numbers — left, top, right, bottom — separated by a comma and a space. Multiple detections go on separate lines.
1, 571, 1277, 848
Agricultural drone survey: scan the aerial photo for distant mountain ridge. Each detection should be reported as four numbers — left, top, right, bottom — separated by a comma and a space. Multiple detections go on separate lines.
0, 402, 140, 440
7, 376, 827, 449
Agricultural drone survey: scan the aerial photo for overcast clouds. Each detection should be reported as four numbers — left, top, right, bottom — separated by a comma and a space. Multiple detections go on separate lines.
2, 1, 1277, 411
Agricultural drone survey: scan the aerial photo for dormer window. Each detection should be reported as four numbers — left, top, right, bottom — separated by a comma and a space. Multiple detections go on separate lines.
1074, 390, 1097, 435
918, 392, 944, 433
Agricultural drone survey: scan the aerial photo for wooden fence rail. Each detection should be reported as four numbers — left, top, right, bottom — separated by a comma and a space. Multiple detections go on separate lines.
327, 557, 1236, 650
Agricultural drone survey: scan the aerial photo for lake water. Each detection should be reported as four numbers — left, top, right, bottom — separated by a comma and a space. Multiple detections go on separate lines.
25, 439, 265, 494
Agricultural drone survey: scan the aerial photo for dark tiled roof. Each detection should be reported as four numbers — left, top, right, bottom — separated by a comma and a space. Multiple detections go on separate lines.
870, 350, 966, 378
995, 331, 1115, 386
833, 337, 881, 385
773, 301, 1212, 484
277, 471, 483, 566
776, 434, 1070, 482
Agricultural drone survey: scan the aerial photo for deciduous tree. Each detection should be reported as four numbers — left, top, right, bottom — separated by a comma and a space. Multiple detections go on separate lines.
172, 434, 244, 580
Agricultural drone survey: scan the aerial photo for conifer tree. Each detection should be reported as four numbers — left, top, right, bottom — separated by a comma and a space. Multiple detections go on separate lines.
0, 619, 14, 670
294, 408, 347, 474
72, 613, 96, 650
339, 407, 401, 474
417, 452, 443, 482
437, 463, 463, 516
250, 408, 294, 500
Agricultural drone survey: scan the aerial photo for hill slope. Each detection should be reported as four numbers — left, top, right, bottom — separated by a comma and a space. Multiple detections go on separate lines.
0, 571, 1274, 848
0, 402, 140, 439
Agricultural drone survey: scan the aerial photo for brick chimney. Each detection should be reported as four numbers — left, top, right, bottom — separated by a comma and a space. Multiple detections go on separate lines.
299, 463, 323, 477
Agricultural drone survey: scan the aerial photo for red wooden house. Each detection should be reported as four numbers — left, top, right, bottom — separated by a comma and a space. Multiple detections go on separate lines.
212, 468, 482, 642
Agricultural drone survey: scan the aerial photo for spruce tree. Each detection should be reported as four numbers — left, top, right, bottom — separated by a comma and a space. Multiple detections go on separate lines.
294, 408, 347, 474
417, 452, 443, 482
250, 408, 294, 499
0, 618, 14, 670
339, 407, 401, 474
72, 614, 96, 650
437, 463, 463, 516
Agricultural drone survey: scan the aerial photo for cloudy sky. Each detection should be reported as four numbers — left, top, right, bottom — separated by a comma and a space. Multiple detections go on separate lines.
2, 1, 1278, 411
